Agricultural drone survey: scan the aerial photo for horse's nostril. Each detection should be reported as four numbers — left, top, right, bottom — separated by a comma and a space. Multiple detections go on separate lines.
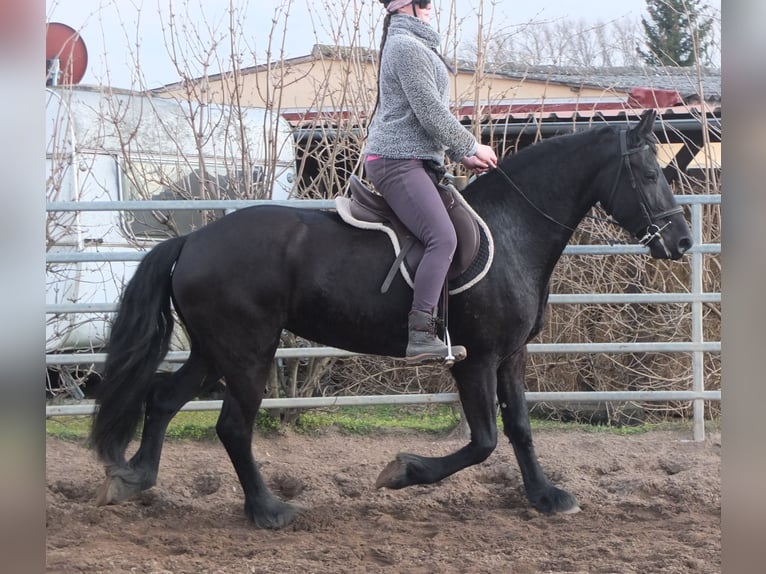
678, 237, 693, 254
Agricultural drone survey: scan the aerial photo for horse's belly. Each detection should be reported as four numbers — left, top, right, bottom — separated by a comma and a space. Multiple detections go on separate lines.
286, 277, 411, 357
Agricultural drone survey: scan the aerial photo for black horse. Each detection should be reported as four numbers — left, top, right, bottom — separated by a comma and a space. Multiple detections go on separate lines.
91, 110, 692, 528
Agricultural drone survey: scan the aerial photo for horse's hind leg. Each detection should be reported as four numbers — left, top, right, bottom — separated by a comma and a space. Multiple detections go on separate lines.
497, 347, 580, 514
97, 351, 217, 505
217, 361, 300, 529
376, 355, 499, 488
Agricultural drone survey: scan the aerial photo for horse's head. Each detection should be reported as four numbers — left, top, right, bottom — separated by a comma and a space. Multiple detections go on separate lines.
598, 109, 693, 260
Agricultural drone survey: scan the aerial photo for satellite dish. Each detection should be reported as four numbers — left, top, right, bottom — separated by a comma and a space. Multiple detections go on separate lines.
46, 22, 88, 85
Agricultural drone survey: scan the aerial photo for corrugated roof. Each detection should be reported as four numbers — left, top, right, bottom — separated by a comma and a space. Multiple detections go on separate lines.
153, 44, 721, 127
281, 56, 722, 127
459, 63, 721, 103
282, 100, 721, 128
156, 44, 720, 102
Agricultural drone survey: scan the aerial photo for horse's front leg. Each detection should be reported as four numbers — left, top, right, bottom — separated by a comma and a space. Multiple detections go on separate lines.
376, 355, 498, 488
497, 347, 580, 514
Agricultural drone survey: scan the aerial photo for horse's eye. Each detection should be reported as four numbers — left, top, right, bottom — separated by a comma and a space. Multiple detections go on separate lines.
645, 170, 658, 182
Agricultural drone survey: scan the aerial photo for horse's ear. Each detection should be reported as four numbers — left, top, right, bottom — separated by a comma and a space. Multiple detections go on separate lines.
635, 109, 657, 139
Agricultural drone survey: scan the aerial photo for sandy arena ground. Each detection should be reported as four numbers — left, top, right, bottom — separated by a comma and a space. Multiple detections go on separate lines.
47, 426, 720, 573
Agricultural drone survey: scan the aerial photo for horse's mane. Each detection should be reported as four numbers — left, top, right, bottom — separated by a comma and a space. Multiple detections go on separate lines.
500, 124, 615, 171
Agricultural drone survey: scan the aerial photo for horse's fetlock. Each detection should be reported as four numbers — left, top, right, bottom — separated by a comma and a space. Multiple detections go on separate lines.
139, 471, 157, 490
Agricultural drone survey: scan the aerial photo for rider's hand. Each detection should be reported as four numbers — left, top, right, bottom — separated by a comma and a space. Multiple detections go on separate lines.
461, 144, 497, 173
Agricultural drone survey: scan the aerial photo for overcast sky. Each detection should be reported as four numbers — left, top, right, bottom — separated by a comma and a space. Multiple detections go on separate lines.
46, 0, 721, 89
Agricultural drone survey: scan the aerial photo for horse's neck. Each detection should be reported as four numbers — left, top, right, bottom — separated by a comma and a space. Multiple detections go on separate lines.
481, 155, 598, 233
469, 143, 604, 281
513, 147, 600, 226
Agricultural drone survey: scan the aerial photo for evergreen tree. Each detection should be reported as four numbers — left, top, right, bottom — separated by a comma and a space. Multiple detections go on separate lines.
638, 0, 714, 66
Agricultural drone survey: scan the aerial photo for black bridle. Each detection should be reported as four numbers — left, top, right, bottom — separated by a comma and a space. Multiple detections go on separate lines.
604, 129, 684, 247
494, 128, 684, 250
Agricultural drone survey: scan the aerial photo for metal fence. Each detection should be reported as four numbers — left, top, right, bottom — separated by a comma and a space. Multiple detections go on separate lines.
45, 195, 721, 440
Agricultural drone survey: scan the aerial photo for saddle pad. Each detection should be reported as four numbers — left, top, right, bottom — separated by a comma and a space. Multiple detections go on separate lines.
335, 193, 494, 295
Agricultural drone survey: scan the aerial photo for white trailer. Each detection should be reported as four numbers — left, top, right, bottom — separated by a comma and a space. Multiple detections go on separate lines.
46, 85, 297, 358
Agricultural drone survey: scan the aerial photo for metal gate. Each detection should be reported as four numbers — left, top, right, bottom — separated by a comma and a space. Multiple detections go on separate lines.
45, 195, 721, 440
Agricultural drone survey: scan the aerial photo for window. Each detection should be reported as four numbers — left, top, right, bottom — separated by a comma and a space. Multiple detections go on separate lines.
122, 159, 264, 239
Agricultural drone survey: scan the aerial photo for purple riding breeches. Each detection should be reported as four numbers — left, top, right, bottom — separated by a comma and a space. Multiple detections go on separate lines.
364, 157, 456, 313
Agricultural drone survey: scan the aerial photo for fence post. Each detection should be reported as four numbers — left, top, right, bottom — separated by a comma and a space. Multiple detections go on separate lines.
691, 202, 706, 442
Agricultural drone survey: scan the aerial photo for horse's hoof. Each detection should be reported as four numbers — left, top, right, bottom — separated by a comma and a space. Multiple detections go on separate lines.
375, 456, 408, 489
555, 491, 581, 514
530, 486, 580, 515
249, 499, 303, 530
96, 476, 122, 505
95, 474, 141, 506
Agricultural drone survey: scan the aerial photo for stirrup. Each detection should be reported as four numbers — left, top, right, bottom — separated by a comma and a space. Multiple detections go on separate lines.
439, 329, 467, 366
405, 349, 467, 366
444, 328, 456, 363
404, 333, 468, 366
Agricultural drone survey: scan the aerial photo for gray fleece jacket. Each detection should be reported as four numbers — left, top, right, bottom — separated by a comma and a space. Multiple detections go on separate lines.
365, 14, 478, 164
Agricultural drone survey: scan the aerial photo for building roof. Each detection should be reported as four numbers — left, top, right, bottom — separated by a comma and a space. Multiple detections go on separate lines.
158, 44, 719, 102
474, 63, 722, 104
288, 47, 723, 104
155, 44, 721, 127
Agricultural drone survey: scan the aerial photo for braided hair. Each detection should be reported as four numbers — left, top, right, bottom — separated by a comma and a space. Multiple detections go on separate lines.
369, 2, 394, 126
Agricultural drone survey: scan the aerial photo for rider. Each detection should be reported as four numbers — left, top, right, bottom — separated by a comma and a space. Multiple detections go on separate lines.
365, 0, 497, 364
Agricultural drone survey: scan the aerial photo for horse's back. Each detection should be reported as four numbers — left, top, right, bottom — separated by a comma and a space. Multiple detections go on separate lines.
169, 204, 412, 354
189, 204, 338, 252
171, 205, 339, 295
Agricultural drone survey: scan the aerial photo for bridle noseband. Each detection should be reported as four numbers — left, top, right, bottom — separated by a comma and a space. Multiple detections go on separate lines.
605, 129, 683, 249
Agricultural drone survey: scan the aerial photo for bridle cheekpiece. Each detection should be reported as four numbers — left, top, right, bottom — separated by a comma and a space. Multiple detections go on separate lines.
604, 129, 684, 251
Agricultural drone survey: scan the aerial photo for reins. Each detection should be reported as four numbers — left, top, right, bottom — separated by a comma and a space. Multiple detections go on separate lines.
493, 165, 579, 233
493, 128, 683, 248
494, 165, 625, 241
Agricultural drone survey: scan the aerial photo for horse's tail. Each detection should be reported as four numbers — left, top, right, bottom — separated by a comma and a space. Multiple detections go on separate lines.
90, 235, 187, 466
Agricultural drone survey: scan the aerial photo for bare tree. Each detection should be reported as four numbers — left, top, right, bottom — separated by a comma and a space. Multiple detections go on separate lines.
608, 18, 644, 67
462, 17, 644, 68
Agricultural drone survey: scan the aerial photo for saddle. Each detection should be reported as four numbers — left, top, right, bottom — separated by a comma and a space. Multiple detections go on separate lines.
335, 175, 494, 294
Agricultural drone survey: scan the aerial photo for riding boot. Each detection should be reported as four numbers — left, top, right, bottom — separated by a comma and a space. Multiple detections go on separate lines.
406, 310, 466, 365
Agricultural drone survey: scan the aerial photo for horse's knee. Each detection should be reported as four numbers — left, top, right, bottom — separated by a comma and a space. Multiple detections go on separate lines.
216, 416, 239, 442
507, 417, 533, 441
147, 371, 200, 414
471, 433, 497, 463
216, 410, 252, 445
500, 410, 533, 445
474, 443, 495, 464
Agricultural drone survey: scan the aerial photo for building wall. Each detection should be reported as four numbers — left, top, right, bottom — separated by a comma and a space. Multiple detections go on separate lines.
154, 51, 720, 184
157, 56, 621, 114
